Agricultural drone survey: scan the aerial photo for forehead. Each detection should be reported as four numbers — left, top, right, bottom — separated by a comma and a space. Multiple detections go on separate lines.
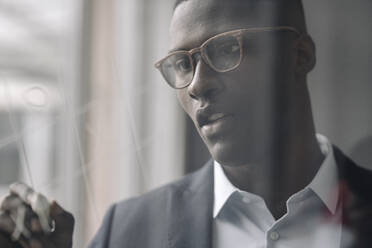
169, 0, 279, 51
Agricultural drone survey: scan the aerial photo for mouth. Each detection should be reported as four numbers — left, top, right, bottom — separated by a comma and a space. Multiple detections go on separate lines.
196, 108, 233, 136
200, 113, 233, 138
200, 113, 229, 127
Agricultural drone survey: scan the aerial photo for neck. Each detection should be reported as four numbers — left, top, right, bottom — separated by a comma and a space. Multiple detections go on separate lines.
223, 132, 324, 220
222, 87, 325, 219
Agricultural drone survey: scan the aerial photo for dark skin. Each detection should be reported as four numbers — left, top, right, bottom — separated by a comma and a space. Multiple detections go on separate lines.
2, 0, 370, 247
171, 0, 323, 218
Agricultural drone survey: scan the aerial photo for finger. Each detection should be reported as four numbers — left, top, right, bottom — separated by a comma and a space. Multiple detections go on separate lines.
50, 201, 74, 232
9, 183, 34, 206
29, 194, 50, 233
9, 183, 52, 234
22, 208, 43, 234
49, 201, 64, 216
0, 195, 32, 238
0, 211, 16, 235
29, 218, 42, 233
0, 211, 29, 247
29, 239, 42, 248
2, 197, 42, 236
1, 195, 23, 213
1, 194, 35, 236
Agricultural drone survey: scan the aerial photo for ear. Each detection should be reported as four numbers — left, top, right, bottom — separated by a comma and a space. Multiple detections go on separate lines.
294, 34, 316, 75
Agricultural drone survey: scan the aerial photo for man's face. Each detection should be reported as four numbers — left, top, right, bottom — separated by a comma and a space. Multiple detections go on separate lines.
170, 0, 298, 166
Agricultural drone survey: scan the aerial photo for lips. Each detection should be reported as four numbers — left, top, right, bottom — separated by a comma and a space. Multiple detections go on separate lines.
205, 113, 228, 124
196, 108, 231, 128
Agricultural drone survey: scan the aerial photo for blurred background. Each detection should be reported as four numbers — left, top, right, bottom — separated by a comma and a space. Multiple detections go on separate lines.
0, 0, 371, 246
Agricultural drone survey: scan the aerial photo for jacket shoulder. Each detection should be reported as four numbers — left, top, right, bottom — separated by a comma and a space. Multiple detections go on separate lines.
334, 146, 372, 200
89, 160, 213, 248
116, 159, 213, 212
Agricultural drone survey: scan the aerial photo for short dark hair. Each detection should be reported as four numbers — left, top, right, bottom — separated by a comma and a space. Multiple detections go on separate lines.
173, 0, 307, 33
174, 0, 187, 10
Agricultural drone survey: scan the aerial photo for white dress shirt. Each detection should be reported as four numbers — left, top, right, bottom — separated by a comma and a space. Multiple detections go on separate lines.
212, 134, 342, 248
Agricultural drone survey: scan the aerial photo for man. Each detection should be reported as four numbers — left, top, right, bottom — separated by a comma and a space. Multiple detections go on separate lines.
0, 0, 371, 247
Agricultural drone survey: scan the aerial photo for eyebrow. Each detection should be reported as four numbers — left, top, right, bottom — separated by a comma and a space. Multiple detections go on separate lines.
166, 29, 237, 54
168, 48, 188, 54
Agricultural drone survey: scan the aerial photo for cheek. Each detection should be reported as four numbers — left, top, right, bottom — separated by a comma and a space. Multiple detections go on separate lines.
234, 46, 295, 95
176, 90, 194, 119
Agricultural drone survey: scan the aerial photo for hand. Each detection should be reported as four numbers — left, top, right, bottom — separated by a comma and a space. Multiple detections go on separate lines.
0, 183, 74, 248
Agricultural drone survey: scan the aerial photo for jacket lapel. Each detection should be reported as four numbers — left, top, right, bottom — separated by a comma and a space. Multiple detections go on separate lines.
167, 160, 214, 248
334, 146, 372, 248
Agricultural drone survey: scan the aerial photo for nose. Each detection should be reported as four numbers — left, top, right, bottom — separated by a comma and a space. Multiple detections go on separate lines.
187, 57, 222, 102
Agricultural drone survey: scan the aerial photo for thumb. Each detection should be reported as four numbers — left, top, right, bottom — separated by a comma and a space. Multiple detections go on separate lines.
49, 201, 64, 216
49, 201, 75, 233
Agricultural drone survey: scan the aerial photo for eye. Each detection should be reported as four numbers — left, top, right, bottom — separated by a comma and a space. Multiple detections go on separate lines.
205, 36, 241, 71
218, 43, 240, 56
175, 58, 192, 73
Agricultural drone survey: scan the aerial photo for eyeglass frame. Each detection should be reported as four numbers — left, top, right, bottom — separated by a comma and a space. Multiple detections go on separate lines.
154, 26, 301, 89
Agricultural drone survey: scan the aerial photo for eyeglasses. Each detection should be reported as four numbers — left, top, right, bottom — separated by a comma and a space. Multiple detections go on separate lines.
155, 26, 300, 89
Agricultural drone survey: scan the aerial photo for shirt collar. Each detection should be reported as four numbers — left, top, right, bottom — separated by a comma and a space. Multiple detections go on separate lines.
213, 159, 238, 218
213, 134, 339, 218
308, 134, 339, 214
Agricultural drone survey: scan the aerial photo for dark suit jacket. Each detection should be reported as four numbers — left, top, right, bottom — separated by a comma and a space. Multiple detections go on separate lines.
88, 146, 372, 248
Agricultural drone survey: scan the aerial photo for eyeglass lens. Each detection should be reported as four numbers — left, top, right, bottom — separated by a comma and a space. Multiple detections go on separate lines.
160, 53, 194, 89
204, 35, 241, 71
160, 34, 241, 88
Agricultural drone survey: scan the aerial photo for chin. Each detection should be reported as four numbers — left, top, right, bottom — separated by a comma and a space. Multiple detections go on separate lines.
208, 137, 269, 167
208, 141, 248, 167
